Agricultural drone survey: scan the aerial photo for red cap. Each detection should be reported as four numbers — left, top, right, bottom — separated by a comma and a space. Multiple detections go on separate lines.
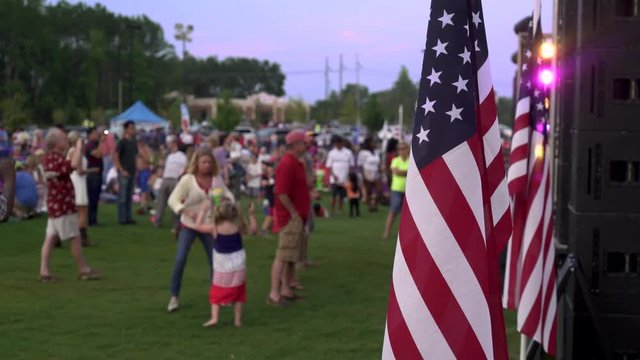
285, 130, 308, 145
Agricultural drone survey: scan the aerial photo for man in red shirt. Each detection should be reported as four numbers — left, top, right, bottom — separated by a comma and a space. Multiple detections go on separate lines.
39, 128, 100, 282
267, 130, 311, 306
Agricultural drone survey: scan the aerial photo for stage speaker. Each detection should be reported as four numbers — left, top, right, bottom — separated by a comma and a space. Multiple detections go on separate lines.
555, 0, 640, 359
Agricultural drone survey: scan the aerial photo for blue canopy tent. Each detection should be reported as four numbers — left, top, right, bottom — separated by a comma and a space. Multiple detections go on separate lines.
110, 100, 169, 135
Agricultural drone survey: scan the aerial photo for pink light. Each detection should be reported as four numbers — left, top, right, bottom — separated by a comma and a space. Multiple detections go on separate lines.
539, 69, 555, 86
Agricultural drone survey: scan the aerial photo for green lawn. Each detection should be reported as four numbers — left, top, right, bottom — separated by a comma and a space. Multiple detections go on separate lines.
0, 203, 519, 359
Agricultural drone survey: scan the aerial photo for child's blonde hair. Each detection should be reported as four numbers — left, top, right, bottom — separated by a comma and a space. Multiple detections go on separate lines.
213, 200, 239, 225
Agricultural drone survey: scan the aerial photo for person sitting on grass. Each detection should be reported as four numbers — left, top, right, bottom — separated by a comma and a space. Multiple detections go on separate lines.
191, 199, 256, 328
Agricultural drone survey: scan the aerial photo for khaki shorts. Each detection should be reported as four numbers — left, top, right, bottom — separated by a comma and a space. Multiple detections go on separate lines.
46, 214, 79, 241
276, 217, 304, 263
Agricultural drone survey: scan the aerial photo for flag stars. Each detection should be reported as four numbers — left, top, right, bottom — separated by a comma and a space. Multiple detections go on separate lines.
525, 50, 532, 58
452, 75, 469, 93
416, 126, 430, 144
438, 10, 455, 28
463, 22, 470, 36
459, 47, 471, 64
536, 102, 544, 111
432, 39, 449, 58
421, 97, 436, 115
426, 68, 442, 86
475, 40, 481, 52
534, 89, 541, 98
472, 11, 482, 28
446, 104, 463, 122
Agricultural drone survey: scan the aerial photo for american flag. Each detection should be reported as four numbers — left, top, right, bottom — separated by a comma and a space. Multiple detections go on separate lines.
502, 5, 557, 356
382, 0, 512, 358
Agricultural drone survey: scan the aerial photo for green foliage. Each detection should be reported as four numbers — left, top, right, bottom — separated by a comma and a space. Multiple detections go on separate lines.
364, 94, 385, 132
214, 90, 242, 131
285, 97, 308, 122
0, 0, 286, 129
381, 66, 418, 131
497, 96, 514, 128
311, 84, 368, 125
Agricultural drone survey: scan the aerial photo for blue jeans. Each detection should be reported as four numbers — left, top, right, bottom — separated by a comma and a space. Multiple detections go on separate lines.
117, 174, 135, 223
170, 227, 214, 297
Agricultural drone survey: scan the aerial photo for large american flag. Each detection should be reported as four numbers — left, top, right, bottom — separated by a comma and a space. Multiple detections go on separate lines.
382, 0, 512, 358
502, 5, 557, 355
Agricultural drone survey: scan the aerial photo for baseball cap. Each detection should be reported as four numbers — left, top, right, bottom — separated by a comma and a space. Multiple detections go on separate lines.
285, 130, 309, 145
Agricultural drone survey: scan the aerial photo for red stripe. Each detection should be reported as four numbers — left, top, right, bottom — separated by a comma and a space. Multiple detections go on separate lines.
493, 210, 512, 254
487, 155, 506, 199
512, 112, 530, 132
420, 158, 490, 298
399, 201, 487, 359
478, 88, 498, 136
509, 146, 529, 168
386, 285, 422, 359
504, 194, 527, 309
520, 291, 542, 337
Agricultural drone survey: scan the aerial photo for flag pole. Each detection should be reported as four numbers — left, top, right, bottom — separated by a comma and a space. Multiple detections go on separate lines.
520, 334, 528, 360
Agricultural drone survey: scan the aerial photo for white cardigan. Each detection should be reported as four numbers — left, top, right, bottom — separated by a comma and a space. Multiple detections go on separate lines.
168, 174, 233, 229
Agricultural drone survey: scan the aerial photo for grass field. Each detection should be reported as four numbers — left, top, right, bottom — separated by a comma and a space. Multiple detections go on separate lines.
0, 203, 520, 359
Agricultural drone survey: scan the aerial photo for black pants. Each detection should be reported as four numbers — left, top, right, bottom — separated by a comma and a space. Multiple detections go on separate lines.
87, 173, 102, 226
349, 198, 360, 217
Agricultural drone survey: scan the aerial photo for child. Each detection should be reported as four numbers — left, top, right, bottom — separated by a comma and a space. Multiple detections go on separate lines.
344, 172, 364, 218
193, 199, 255, 328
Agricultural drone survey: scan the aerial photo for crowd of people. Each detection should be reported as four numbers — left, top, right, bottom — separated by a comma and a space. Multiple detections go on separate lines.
0, 120, 411, 327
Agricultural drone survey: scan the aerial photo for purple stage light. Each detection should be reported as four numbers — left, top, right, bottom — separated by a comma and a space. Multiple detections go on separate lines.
539, 68, 555, 86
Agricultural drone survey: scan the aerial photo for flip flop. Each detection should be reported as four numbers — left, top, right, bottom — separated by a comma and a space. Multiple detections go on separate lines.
38, 274, 56, 283
78, 268, 102, 281
266, 297, 289, 307
282, 293, 306, 301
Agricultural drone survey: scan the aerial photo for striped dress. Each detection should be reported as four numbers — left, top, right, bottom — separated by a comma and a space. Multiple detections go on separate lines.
210, 232, 246, 305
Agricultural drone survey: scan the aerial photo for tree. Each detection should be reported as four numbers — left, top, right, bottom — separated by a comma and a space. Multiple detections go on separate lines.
497, 97, 514, 128
285, 98, 308, 122
214, 91, 241, 132
381, 66, 418, 131
364, 94, 385, 132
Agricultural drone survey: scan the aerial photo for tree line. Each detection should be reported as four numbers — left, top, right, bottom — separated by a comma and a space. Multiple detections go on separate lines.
0, 0, 285, 129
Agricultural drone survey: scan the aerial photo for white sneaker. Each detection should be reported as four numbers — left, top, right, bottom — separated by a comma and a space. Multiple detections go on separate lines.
167, 297, 179, 312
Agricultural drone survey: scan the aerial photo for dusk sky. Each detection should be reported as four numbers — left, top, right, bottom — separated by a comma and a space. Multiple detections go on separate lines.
57, 0, 552, 103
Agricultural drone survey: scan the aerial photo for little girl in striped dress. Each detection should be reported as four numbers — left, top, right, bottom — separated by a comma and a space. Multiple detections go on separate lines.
193, 199, 254, 328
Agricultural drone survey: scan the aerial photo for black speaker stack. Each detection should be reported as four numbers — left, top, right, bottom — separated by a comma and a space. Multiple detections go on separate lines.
556, 1, 640, 359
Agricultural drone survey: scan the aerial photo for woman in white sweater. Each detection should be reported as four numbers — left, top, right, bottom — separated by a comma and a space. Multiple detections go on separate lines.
166, 148, 233, 312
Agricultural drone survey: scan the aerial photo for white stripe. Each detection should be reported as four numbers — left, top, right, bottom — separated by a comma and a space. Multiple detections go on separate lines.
483, 117, 501, 166
515, 97, 530, 118
443, 142, 486, 244
406, 154, 494, 360
382, 322, 396, 360
541, 152, 557, 352
510, 127, 530, 152
491, 180, 510, 226
502, 236, 515, 307
517, 254, 543, 343
478, 60, 493, 103
391, 238, 455, 360
508, 159, 528, 183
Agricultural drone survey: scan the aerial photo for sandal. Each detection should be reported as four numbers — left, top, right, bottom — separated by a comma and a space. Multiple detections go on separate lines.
78, 268, 102, 281
38, 274, 56, 283
282, 293, 305, 301
266, 297, 288, 307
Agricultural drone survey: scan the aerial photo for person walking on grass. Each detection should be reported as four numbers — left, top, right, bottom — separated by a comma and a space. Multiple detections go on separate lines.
267, 130, 310, 306
325, 136, 354, 216
39, 128, 100, 282
166, 147, 233, 312
67, 131, 91, 246
85, 127, 105, 226
153, 135, 187, 227
191, 200, 256, 328
382, 142, 410, 239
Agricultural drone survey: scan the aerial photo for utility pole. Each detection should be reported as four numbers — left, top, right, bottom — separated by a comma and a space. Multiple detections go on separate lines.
324, 56, 330, 101
339, 54, 344, 94
355, 54, 362, 128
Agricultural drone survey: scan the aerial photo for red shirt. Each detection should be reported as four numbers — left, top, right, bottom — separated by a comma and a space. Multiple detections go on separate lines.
274, 152, 310, 232
44, 151, 76, 218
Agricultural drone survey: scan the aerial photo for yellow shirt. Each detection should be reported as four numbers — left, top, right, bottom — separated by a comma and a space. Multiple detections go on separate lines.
390, 156, 409, 193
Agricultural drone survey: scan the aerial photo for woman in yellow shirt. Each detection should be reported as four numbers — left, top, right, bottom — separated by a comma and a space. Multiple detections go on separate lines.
383, 142, 410, 239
